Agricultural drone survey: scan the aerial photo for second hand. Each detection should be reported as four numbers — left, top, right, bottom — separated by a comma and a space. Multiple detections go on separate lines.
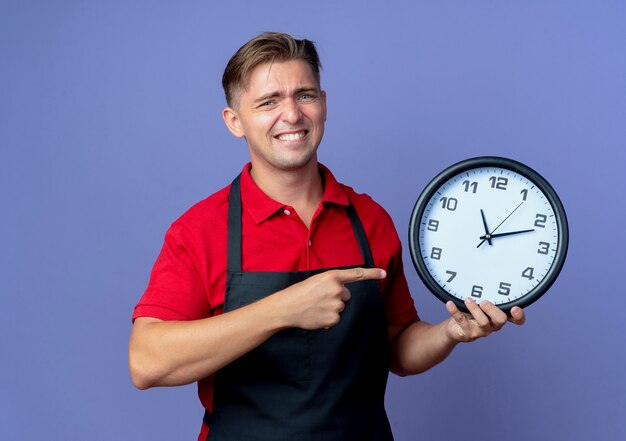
476, 201, 524, 248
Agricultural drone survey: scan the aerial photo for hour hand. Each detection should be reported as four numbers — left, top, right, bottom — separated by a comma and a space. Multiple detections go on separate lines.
480, 209, 492, 246
476, 202, 525, 248
480, 229, 535, 240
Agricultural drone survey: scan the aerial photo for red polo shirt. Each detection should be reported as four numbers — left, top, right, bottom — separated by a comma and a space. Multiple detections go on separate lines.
133, 163, 418, 437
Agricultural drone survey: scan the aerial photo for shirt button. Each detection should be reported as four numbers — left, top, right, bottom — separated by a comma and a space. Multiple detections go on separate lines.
283, 209, 291, 216
308, 240, 312, 247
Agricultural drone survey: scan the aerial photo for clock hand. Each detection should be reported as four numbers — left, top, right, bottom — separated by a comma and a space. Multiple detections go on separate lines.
476, 202, 524, 248
480, 209, 492, 246
479, 229, 535, 240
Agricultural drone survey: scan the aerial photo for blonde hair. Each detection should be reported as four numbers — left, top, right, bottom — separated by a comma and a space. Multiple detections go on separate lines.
222, 32, 322, 108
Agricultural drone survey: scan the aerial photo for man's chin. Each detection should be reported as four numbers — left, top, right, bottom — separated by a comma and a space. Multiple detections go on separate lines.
271, 151, 318, 171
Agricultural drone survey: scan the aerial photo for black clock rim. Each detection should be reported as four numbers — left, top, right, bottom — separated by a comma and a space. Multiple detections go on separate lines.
408, 156, 569, 315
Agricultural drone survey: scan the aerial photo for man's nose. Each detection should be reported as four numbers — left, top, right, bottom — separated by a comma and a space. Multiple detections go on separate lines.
281, 99, 302, 124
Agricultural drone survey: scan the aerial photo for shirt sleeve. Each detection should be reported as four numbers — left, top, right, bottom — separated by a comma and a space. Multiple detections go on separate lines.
351, 191, 418, 329
382, 244, 419, 328
132, 222, 211, 322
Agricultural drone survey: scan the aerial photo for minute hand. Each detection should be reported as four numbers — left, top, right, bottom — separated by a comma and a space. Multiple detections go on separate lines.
480, 229, 535, 240
476, 202, 524, 248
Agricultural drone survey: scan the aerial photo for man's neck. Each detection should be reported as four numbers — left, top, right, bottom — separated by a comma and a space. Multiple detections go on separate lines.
249, 160, 324, 228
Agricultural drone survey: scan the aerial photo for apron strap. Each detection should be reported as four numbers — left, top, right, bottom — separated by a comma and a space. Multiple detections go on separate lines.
226, 173, 376, 272
227, 174, 243, 274
345, 202, 375, 267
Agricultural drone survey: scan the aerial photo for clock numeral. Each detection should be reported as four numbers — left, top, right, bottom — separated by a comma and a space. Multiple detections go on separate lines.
462, 180, 478, 193
427, 219, 439, 232
439, 197, 458, 211
430, 247, 442, 260
520, 189, 528, 201
534, 213, 547, 228
489, 176, 508, 190
471, 285, 483, 298
522, 267, 535, 280
498, 282, 512, 296
538, 241, 550, 255
445, 270, 457, 283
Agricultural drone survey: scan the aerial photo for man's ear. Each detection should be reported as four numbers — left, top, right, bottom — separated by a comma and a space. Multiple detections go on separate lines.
222, 107, 245, 138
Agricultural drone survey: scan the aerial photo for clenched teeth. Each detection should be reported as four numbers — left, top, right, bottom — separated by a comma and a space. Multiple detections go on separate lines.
277, 131, 306, 141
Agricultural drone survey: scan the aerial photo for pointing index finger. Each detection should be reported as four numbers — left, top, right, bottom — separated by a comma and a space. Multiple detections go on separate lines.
334, 267, 387, 284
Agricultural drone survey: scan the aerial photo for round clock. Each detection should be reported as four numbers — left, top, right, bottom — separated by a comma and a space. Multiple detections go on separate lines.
409, 156, 568, 314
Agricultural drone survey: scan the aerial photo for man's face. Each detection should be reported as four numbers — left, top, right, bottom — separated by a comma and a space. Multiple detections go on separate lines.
223, 59, 327, 174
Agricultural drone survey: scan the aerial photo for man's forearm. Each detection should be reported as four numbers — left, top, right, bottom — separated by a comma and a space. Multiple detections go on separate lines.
389, 319, 458, 376
128, 293, 288, 389
128, 267, 385, 389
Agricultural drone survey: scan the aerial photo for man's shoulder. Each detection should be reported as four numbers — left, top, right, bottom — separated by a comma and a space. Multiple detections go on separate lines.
339, 183, 391, 220
171, 183, 231, 231
337, 181, 402, 255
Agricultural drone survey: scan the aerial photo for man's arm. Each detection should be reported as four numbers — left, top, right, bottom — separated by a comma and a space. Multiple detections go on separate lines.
128, 267, 386, 389
129, 298, 285, 390
389, 297, 526, 376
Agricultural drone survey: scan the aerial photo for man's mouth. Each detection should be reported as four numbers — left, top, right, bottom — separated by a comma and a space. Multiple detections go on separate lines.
275, 130, 308, 141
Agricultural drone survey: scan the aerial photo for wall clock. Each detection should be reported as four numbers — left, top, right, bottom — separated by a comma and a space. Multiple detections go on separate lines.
409, 156, 568, 314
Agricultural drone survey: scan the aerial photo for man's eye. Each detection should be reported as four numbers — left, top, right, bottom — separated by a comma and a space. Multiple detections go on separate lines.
259, 101, 274, 107
299, 94, 314, 100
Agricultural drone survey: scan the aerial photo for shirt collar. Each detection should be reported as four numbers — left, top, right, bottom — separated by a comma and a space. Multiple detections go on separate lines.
239, 162, 350, 224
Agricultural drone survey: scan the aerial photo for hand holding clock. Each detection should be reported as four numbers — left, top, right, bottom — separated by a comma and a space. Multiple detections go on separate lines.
445, 298, 526, 342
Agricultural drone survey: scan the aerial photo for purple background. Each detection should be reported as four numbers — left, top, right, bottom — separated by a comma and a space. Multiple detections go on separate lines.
2, 1, 625, 440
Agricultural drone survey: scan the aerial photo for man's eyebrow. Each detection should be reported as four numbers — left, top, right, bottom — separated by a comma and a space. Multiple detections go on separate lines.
253, 87, 319, 104
253, 91, 280, 104
294, 87, 319, 96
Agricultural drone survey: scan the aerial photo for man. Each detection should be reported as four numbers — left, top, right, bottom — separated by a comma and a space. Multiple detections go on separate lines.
129, 32, 525, 440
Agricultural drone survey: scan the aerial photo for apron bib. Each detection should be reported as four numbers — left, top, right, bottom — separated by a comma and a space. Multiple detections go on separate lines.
204, 175, 393, 441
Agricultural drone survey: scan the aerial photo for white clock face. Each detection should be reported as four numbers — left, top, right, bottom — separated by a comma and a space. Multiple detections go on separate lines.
418, 166, 560, 306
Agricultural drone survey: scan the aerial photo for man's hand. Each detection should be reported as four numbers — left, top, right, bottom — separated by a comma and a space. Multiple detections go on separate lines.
445, 297, 526, 343
389, 294, 526, 377
277, 267, 387, 330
